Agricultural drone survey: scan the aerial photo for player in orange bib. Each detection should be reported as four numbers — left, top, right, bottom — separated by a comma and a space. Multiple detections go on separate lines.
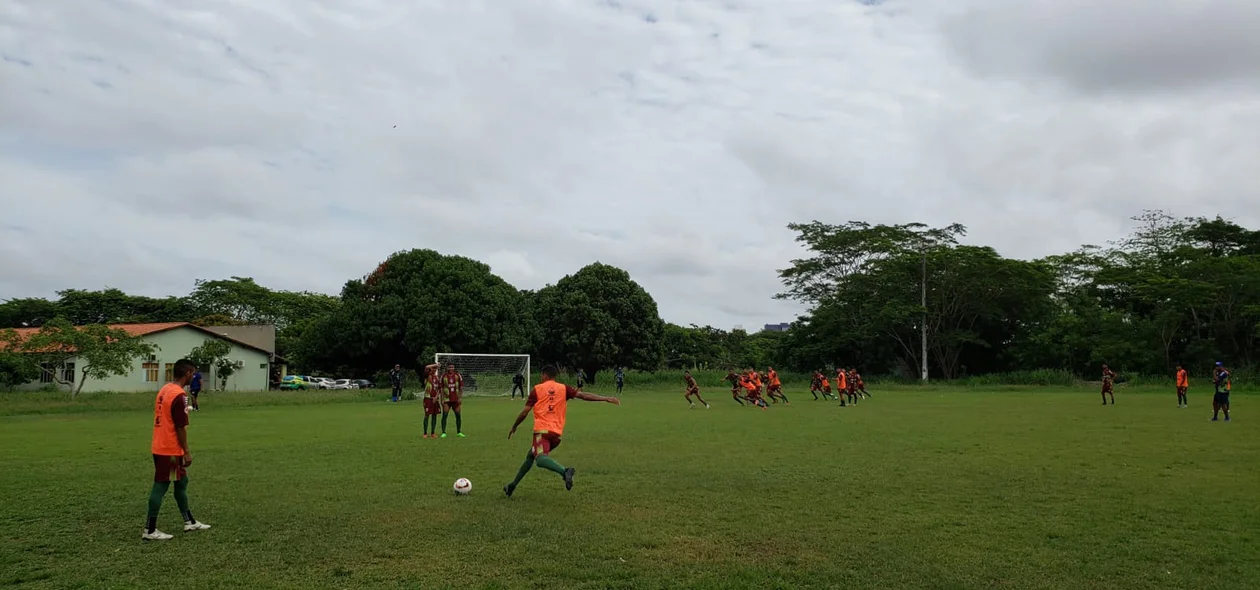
504, 365, 620, 496
683, 370, 710, 409
742, 371, 767, 409
836, 369, 851, 407
1175, 363, 1189, 408
422, 362, 441, 438
143, 359, 210, 540
821, 376, 832, 400
765, 367, 789, 404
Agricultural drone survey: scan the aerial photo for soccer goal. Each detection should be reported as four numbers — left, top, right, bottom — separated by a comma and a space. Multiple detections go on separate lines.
434, 353, 531, 397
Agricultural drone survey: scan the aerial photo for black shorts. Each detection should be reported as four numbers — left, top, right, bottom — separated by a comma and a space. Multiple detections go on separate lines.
190, 390, 200, 397
153, 454, 186, 483
1214, 392, 1230, 405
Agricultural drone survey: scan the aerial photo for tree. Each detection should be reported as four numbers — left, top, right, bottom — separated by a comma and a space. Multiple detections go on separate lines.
0, 330, 40, 387
16, 319, 159, 398
533, 263, 664, 382
187, 339, 232, 379
0, 298, 61, 329
297, 250, 533, 375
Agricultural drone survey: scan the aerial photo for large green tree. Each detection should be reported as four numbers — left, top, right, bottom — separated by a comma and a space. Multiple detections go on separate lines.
533, 263, 664, 382
9, 319, 159, 397
297, 250, 533, 375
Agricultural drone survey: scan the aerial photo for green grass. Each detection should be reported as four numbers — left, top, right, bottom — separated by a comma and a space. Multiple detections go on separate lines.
1, 385, 1256, 589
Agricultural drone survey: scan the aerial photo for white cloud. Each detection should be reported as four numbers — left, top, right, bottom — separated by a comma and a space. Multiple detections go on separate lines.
1, 0, 1258, 330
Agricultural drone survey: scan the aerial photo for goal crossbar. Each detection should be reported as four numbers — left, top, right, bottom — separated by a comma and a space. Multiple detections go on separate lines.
434, 353, 530, 397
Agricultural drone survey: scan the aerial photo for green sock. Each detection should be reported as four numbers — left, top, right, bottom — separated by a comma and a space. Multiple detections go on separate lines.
173, 476, 194, 523
146, 481, 170, 532
535, 454, 567, 476
510, 451, 535, 487
455, 411, 462, 433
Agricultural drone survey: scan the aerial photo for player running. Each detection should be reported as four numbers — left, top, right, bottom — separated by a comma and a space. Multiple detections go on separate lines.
810, 371, 823, 400
1212, 362, 1231, 421
423, 363, 441, 438
503, 365, 620, 497
725, 370, 746, 405
765, 367, 789, 404
1101, 364, 1116, 405
683, 370, 710, 409
742, 371, 768, 409
615, 367, 625, 394
143, 359, 210, 540
440, 363, 465, 438
1175, 363, 1189, 408
836, 369, 851, 407
854, 369, 870, 398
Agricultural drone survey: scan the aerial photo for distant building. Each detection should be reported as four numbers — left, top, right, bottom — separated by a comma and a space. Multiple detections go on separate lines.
762, 323, 791, 332
5, 322, 278, 393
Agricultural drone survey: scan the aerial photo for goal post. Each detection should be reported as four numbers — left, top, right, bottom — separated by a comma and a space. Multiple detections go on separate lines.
434, 353, 531, 397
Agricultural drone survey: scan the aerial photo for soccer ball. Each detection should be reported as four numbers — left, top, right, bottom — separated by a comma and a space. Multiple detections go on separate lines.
453, 478, 472, 495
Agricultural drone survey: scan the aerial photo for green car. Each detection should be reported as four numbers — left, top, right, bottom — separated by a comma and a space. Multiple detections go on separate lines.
279, 375, 314, 390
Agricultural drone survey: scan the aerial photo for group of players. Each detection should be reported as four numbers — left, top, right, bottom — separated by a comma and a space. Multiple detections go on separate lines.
676, 366, 871, 410
1102, 361, 1234, 421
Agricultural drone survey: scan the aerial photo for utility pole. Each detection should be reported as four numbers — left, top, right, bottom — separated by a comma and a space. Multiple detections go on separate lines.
921, 247, 928, 382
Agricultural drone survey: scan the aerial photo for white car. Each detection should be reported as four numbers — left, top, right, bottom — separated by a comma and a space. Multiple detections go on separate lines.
329, 379, 358, 390
309, 377, 335, 389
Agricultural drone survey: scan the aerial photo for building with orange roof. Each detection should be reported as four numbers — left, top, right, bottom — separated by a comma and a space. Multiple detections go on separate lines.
4, 322, 280, 393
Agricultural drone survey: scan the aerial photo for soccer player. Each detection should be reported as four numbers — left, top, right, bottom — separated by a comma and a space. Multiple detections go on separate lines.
725, 370, 745, 405
1101, 364, 1116, 405
821, 376, 833, 401
683, 370, 710, 409
615, 368, 625, 395
810, 370, 823, 400
143, 359, 210, 540
389, 364, 403, 403
766, 367, 789, 404
440, 363, 465, 438
749, 368, 771, 403
189, 369, 202, 411
846, 369, 859, 405
836, 369, 850, 407
503, 365, 620, 497
423, 364, 441, 438
854, 369, 870, 398
511, 371, 527, 399
1175, 363, 1189, 408
1212, 362, 1231, 421
743, 371, 767, 409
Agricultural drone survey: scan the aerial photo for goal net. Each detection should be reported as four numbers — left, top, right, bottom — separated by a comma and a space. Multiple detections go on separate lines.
434, 353, 531, 397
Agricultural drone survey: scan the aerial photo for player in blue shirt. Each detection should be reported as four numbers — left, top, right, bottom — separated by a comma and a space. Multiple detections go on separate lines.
615, 368, 625, 394
189, 370, 202, 411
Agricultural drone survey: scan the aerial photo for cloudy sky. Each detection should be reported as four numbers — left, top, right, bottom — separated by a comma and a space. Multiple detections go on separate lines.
2, 0, 1259, 330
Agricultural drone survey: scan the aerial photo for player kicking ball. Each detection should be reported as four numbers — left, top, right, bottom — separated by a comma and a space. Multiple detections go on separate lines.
503, 365, 620, 497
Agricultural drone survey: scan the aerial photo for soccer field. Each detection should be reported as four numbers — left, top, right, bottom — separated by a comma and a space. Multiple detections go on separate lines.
1, 387, 1256, 589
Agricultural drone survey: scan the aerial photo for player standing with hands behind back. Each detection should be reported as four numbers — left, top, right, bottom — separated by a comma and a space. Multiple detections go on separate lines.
503, 365, 620, 496
143, 359, 210, 540
440, 363, 465, 438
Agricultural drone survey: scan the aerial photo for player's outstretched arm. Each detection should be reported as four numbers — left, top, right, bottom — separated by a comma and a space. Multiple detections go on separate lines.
576, 391, 620, 405
508, 402, 533, 439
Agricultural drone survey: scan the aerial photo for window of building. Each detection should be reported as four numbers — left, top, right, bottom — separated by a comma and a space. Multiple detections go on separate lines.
260, 363, 267, 369
143, 362, 159, 382
39, 363, 54, 383
165, 363, 174, 383
63, 362, 75, 383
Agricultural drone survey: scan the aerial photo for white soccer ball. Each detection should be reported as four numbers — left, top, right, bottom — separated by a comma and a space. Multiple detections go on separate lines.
453, 478, 472, 495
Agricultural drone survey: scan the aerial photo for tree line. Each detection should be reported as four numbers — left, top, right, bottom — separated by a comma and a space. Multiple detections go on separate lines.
3, 211, 1257, 390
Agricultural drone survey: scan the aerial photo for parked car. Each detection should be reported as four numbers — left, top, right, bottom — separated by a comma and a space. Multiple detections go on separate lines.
310, 377, 336, 389
279, 375, 315, 390
353, 379, 375, 389
329, 379, 357, 390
